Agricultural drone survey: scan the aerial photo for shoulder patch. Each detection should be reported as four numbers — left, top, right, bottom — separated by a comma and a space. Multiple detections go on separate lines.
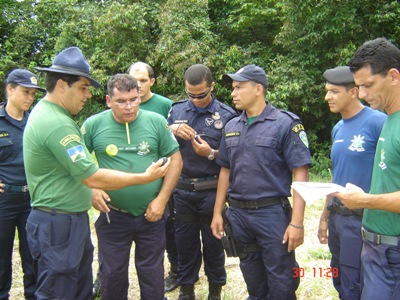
299, 131, 309, 148
60, 134, 81, 147
67, 145, 87, 162
292, 124, 304, 133
226, 132, 240, 137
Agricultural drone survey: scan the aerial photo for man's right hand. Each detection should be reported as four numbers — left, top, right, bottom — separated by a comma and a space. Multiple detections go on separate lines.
317, 220, 328, 244
144, 157, 171, 183
211, 213, 224, 240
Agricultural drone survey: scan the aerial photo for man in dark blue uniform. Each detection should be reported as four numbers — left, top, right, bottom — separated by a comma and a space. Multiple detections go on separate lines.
167, 64, 236, 300
211, 64, 312, 300
0, 69, 45, 300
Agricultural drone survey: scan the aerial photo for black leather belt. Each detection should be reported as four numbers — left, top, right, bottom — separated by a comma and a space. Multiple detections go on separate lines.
34, 207, 87, 215
107, 203, 130, 214
176, 175, 218, 192
228, 197, 289, 209
361, 227, 400, 246
328, 204, 363, 217
4, 184, 29, 193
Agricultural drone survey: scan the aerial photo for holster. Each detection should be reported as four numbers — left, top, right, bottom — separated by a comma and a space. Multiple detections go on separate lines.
222, 206, 260, 257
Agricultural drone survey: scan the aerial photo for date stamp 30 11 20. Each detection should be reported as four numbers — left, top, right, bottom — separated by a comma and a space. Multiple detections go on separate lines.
293, 267, 339, 278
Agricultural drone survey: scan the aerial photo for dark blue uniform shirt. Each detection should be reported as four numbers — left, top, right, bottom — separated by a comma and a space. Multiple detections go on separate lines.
217, 104, 311, 200
0, 104, 29, 185
167, 97, 236, 178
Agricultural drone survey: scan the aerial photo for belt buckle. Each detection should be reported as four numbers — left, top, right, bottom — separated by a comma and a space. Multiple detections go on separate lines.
374, 233, 381, 244
22, 185, 29, 192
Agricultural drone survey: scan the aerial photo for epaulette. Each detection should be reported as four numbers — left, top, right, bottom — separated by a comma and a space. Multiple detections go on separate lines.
280, 110, 300, 121
171, 99, 189, 107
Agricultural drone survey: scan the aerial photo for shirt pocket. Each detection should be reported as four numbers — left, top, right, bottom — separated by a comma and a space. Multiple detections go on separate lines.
254, 136, 281, 165
0, 137, 13, 160
225, 137, 239, 161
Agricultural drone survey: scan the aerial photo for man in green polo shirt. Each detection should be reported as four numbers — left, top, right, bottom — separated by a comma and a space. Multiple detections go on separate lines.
82, 73, 182, 300
334, 38, 400, 299
23, 47, 170, 300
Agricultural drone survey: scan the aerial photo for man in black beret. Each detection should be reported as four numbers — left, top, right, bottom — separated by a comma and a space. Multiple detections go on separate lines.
318, 66, 386, 300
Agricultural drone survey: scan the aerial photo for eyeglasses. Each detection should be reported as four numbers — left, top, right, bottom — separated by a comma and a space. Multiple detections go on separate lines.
185, 87, 211, 99
113, 98, 140, 108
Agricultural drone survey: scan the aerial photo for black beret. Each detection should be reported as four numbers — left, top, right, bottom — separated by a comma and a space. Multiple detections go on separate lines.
323, 66, 354, 86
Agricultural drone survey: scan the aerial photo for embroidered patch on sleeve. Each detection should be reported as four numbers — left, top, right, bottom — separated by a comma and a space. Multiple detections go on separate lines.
67, 145, 86, 162
299, 131, 309, 148
292, 124, 304, 133
60, 134, 81, 147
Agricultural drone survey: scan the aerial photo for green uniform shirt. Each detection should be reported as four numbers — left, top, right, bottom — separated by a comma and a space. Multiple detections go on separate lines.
23, 100, 98, 212
81, 109, 179, 216
363, 110, 400, 236
140, 93, 173, 119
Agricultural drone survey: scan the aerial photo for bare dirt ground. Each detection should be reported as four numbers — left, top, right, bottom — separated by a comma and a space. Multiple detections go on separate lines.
10, 200, 338, 299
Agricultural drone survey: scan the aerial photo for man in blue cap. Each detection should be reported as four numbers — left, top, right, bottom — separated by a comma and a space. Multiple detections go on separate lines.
23, 47, 171, 299
211, 64, 312, 300
0, 69, 45, 300
318, 66, 386, 299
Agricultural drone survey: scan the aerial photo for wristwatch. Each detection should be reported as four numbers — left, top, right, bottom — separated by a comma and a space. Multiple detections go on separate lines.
208, 149, 215, 160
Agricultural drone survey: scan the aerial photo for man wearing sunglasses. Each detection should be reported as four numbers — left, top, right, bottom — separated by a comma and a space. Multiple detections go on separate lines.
167, 64, 237, 300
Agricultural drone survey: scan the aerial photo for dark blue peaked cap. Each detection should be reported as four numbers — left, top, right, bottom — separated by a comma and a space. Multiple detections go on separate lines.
35, 46, 102, 88
323, 66, 354, 86
223, 64, 268, 89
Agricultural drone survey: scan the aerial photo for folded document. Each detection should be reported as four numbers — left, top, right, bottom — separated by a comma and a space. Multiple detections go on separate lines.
291, 182, 346, 204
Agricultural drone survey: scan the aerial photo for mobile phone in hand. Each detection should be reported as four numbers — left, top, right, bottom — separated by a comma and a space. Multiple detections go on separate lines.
160, 157, 168, 166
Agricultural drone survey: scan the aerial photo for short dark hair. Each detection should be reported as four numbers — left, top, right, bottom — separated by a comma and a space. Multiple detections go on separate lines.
127, 62, 155, 79
46, 73, 81, 92
107, 74, 138, 97
184, 64, 213, 86
349, 37, 400, 76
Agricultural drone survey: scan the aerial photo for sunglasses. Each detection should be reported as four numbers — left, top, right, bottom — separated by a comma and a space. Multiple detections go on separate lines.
185, 87, 211, 99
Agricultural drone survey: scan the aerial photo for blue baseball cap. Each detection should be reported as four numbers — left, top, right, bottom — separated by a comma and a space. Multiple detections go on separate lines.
6, 69, 45, 92
223, 64, 268, 89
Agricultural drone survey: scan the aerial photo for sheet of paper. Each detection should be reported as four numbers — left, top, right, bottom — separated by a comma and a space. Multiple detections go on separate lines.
291, 182, 346, 204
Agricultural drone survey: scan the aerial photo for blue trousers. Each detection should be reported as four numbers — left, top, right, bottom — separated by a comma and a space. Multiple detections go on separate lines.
165, 197, 178, 266
361, 239, 400, 300
328, 213, 363, 299
26, 208, 93, 300
226, 204, 298, 300
0, 191, 35, 300
95, 209, 167, 300
174, 188, 226, 285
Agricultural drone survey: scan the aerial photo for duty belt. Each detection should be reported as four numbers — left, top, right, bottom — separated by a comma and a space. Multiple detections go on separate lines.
176, 175, 218, 192
328, 204, 363, 217
361, 227, 400, 246
34, 207, 87, 215
228, 197, 289, 209
4, 184, 29, 193
107, 203, 130, 214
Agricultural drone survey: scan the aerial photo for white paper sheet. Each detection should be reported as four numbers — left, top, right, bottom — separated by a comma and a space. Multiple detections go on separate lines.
291, 182, 346, 204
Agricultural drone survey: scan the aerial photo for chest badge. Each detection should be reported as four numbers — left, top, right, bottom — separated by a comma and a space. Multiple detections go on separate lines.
212, 112, 221, 120
205, 118, 214, 126
214, 120, 223, 129
138, 141, 150, 155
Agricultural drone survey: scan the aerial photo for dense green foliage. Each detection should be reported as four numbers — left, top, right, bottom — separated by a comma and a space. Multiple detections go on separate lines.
1, 0, 399, 175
